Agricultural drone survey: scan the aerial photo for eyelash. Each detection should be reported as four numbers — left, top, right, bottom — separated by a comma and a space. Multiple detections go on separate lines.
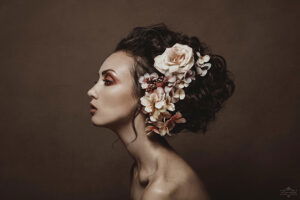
103, 79, 113, 86
93, 78, 113, 86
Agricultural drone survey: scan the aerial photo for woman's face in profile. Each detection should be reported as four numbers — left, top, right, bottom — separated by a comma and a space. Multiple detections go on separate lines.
87, 51, 139, 127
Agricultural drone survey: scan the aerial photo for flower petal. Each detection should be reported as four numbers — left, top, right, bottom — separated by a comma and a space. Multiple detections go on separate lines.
150, 115, 157, 122
201, 63, 211, 70
168, 75, 176, 83
200, 70, 207, 77
145, 105, 153, 113
138, 76, 145, 83
144, 73, 150, 79
196, 66, 204, 75
179, 89, 185, 100
141, 83, 148, 89
169, 65, 179, 73
178, 82, 185, 89
197, 58, 204, 65
164, 86, 172, 94
176, 73, 184, 79
155, 100, 165, 109
159, 128, 167, 136
176, 118, 186, 123
173, 90, 179, 99
156, 87, 165, 99
185, 77, 192, 83
140, 97, 150, 106
203, 55, 210, 62
150, 72, 158, 78
167, 103, 175, 111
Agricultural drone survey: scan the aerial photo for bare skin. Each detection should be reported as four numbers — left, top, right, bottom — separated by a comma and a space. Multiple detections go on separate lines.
129, 133, 211, 200
87, 51, 210, 200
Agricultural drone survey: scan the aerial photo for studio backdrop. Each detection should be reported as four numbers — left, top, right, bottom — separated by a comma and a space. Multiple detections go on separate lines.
0, 0, 299, 199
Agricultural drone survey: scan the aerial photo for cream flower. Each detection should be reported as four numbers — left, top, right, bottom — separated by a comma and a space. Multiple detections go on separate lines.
139, 44, 212, 136
195, 52, 211, 76
150, 110, 162, 122
138, 72, 159, 89
164, 95, 175, 112
175, 70, 196, 89
196, 63, 211, 77
140, 87, 164, 112
173, 88, 185, 100
196, 52, 210, 64
140, 87, 169, 122
184, 69, 196, 83
154, 43, 195, 75
145, 111, 172, 135
146, 111, 186, 136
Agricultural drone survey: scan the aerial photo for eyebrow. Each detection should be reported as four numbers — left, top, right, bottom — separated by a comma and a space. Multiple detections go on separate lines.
98, 69, 116, 76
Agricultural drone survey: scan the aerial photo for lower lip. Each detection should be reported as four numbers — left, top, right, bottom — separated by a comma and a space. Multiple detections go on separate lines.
90, 109, 97, 114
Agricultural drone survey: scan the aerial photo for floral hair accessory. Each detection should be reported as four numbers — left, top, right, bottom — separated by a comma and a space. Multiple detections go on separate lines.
139, 43, 211, 136
196, 52, 211, 76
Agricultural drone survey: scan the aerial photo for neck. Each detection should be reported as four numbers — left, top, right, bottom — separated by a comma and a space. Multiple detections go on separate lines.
109, 113, 174, 175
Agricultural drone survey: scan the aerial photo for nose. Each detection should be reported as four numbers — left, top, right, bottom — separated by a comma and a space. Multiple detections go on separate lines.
87, 87, 98, 99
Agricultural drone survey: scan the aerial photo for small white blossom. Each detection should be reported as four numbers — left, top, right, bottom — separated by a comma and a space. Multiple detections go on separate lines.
138, 72, 159, 89
196, 52, 210, 65
196, 63, 212, 77
173, 88, 185, 100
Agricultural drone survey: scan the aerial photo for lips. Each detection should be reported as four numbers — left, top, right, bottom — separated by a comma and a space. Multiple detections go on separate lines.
90, 103, 97, 114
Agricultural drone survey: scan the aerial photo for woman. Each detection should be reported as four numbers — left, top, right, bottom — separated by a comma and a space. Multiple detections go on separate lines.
87, 23, 235, 200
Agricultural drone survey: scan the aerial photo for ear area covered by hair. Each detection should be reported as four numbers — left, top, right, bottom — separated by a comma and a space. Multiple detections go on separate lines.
114, 23, 235, 137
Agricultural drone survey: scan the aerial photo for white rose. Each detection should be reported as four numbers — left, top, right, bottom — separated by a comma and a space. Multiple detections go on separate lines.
154, 43, 195, 75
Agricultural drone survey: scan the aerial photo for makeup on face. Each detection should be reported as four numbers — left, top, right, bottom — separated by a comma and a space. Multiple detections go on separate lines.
90, 103, 97, 114
100, 69, 118, 85
89, 69, 118, 114
87, 51, 137, 127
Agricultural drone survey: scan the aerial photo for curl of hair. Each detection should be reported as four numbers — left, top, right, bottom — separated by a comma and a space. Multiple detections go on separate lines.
114, 23, 235, 137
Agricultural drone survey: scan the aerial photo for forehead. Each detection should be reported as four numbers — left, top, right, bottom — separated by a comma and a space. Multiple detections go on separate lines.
99, 51, 134, 76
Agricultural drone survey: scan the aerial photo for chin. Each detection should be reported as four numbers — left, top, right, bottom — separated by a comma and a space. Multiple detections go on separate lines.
90, 115, 104, 126
90, 115, 112, 128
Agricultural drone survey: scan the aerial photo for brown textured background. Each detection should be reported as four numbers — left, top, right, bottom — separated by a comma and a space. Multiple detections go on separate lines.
0, 0, 299, 199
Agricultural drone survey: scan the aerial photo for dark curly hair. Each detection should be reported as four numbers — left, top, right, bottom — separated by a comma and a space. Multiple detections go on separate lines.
113, 23, 235, 140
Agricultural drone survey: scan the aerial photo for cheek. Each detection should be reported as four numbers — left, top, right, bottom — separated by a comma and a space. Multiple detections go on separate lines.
99, 85, 137, 120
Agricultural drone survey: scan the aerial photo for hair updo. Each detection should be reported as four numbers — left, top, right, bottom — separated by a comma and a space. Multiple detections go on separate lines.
114, 23, 235, 137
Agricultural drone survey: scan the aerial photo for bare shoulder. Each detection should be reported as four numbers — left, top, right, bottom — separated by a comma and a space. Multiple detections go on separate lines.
169, 162, 210, 200
142, 154, 210, 200
141, 180, 173, 200
141, 172, 179, 200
